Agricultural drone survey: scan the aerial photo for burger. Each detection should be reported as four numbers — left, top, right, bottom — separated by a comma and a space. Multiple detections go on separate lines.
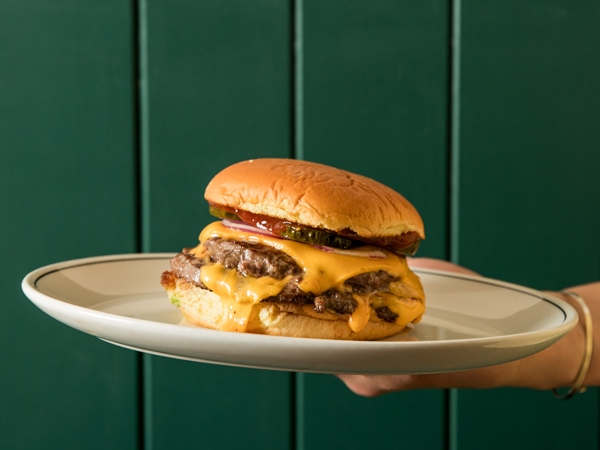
160, 158, 425, 340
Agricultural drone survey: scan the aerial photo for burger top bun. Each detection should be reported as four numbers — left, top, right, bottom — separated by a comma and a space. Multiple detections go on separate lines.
204, 158, 424, 239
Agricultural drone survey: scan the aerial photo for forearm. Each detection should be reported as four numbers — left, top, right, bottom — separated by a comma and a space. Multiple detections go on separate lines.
338, 280, 600, 396
439, 281, 600, 391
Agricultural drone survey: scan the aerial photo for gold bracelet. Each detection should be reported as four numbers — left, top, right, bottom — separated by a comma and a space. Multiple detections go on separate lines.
552, 290, 593, 400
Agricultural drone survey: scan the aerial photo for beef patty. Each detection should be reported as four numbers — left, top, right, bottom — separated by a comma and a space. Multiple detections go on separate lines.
167, 238, 400, 322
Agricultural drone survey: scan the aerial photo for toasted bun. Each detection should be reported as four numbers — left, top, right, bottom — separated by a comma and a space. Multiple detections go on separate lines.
165, 278, 412, 341
205, 158, 424, 239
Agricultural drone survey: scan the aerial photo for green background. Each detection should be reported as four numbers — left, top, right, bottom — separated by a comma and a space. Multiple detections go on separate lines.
2, 1, 599, 448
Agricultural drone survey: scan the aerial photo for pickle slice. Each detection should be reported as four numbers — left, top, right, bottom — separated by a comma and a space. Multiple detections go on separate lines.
396, 239, 421, 256
280, 224, 354, 249
209, 206, 241, 221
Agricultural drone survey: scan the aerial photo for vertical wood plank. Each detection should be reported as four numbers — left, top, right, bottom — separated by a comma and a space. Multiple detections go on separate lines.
298, 1, 450, 448
142, 1, 294, 448
0, 1, 139, 449
301, 0, 450, 259
454, 1, 600, 448
457, 0, 600, 288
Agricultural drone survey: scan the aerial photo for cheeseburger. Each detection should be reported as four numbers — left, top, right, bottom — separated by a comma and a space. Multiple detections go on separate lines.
160, 158, 425, 340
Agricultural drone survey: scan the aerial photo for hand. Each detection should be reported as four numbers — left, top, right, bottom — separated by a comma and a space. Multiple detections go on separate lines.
336, 259, 599, 397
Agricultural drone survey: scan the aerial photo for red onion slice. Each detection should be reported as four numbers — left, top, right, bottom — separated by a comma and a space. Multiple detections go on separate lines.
311, 245, 388, 259
222, 219, 387, 258
221, 219, 280, 238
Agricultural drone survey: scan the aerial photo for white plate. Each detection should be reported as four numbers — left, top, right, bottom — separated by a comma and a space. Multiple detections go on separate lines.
22, 254, 577, 374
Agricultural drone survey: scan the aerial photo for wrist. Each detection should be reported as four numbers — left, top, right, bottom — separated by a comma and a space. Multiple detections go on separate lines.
552, 291, 593, 399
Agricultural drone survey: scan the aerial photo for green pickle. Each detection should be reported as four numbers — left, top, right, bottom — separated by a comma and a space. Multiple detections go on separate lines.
280, 225, 354, 249
401, 239, 421, 256
209, 205, 241, 221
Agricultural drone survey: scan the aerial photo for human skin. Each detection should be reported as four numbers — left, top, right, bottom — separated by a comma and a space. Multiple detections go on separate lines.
337, 258, 600, 397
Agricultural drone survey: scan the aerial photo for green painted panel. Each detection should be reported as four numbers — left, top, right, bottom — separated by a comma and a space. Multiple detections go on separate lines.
457, 0, 600, 287
149, 359, 293, 450
143, 1, 293, 449
299, 1, 449, 448
455, 1, 600, 448
143, 0, 293, 254
454, 389, 599, 449
299, 375, 446, 450
301, 0, 450, 260
0, 1, 139, 449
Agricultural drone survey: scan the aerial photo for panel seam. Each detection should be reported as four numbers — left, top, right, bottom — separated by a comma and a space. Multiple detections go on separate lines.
447, 1, 462, 450
133, 0, 151, 449
293, 0, 304, 161
449, 0, 461, 267
292, 1, 303, 449
137, 0, 151, 255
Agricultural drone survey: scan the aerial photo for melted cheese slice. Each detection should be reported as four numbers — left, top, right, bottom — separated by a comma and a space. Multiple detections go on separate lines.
190, 221, 424, 333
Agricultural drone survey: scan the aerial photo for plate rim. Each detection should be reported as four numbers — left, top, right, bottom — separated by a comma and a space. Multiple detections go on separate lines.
21, 253, 579, 373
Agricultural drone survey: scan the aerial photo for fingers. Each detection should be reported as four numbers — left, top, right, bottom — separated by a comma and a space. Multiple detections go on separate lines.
336, 362, 522, 397
335, 374, 413, 397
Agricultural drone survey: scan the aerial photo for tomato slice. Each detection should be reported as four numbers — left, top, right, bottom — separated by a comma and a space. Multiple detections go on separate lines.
208, 203, 421, 255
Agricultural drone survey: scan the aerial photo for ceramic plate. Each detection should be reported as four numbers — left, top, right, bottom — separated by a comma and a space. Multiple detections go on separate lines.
22, 254, 577, 374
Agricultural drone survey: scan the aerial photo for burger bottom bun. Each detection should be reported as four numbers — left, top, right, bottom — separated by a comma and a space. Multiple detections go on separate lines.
165, 278, 410, 341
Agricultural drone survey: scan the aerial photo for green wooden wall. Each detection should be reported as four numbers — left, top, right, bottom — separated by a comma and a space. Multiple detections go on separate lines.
2, 1, 599, 449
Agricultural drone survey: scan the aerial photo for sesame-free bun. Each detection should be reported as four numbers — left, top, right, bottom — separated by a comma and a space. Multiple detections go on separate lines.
165, 277, 419, 341
204, 158, 424, 239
